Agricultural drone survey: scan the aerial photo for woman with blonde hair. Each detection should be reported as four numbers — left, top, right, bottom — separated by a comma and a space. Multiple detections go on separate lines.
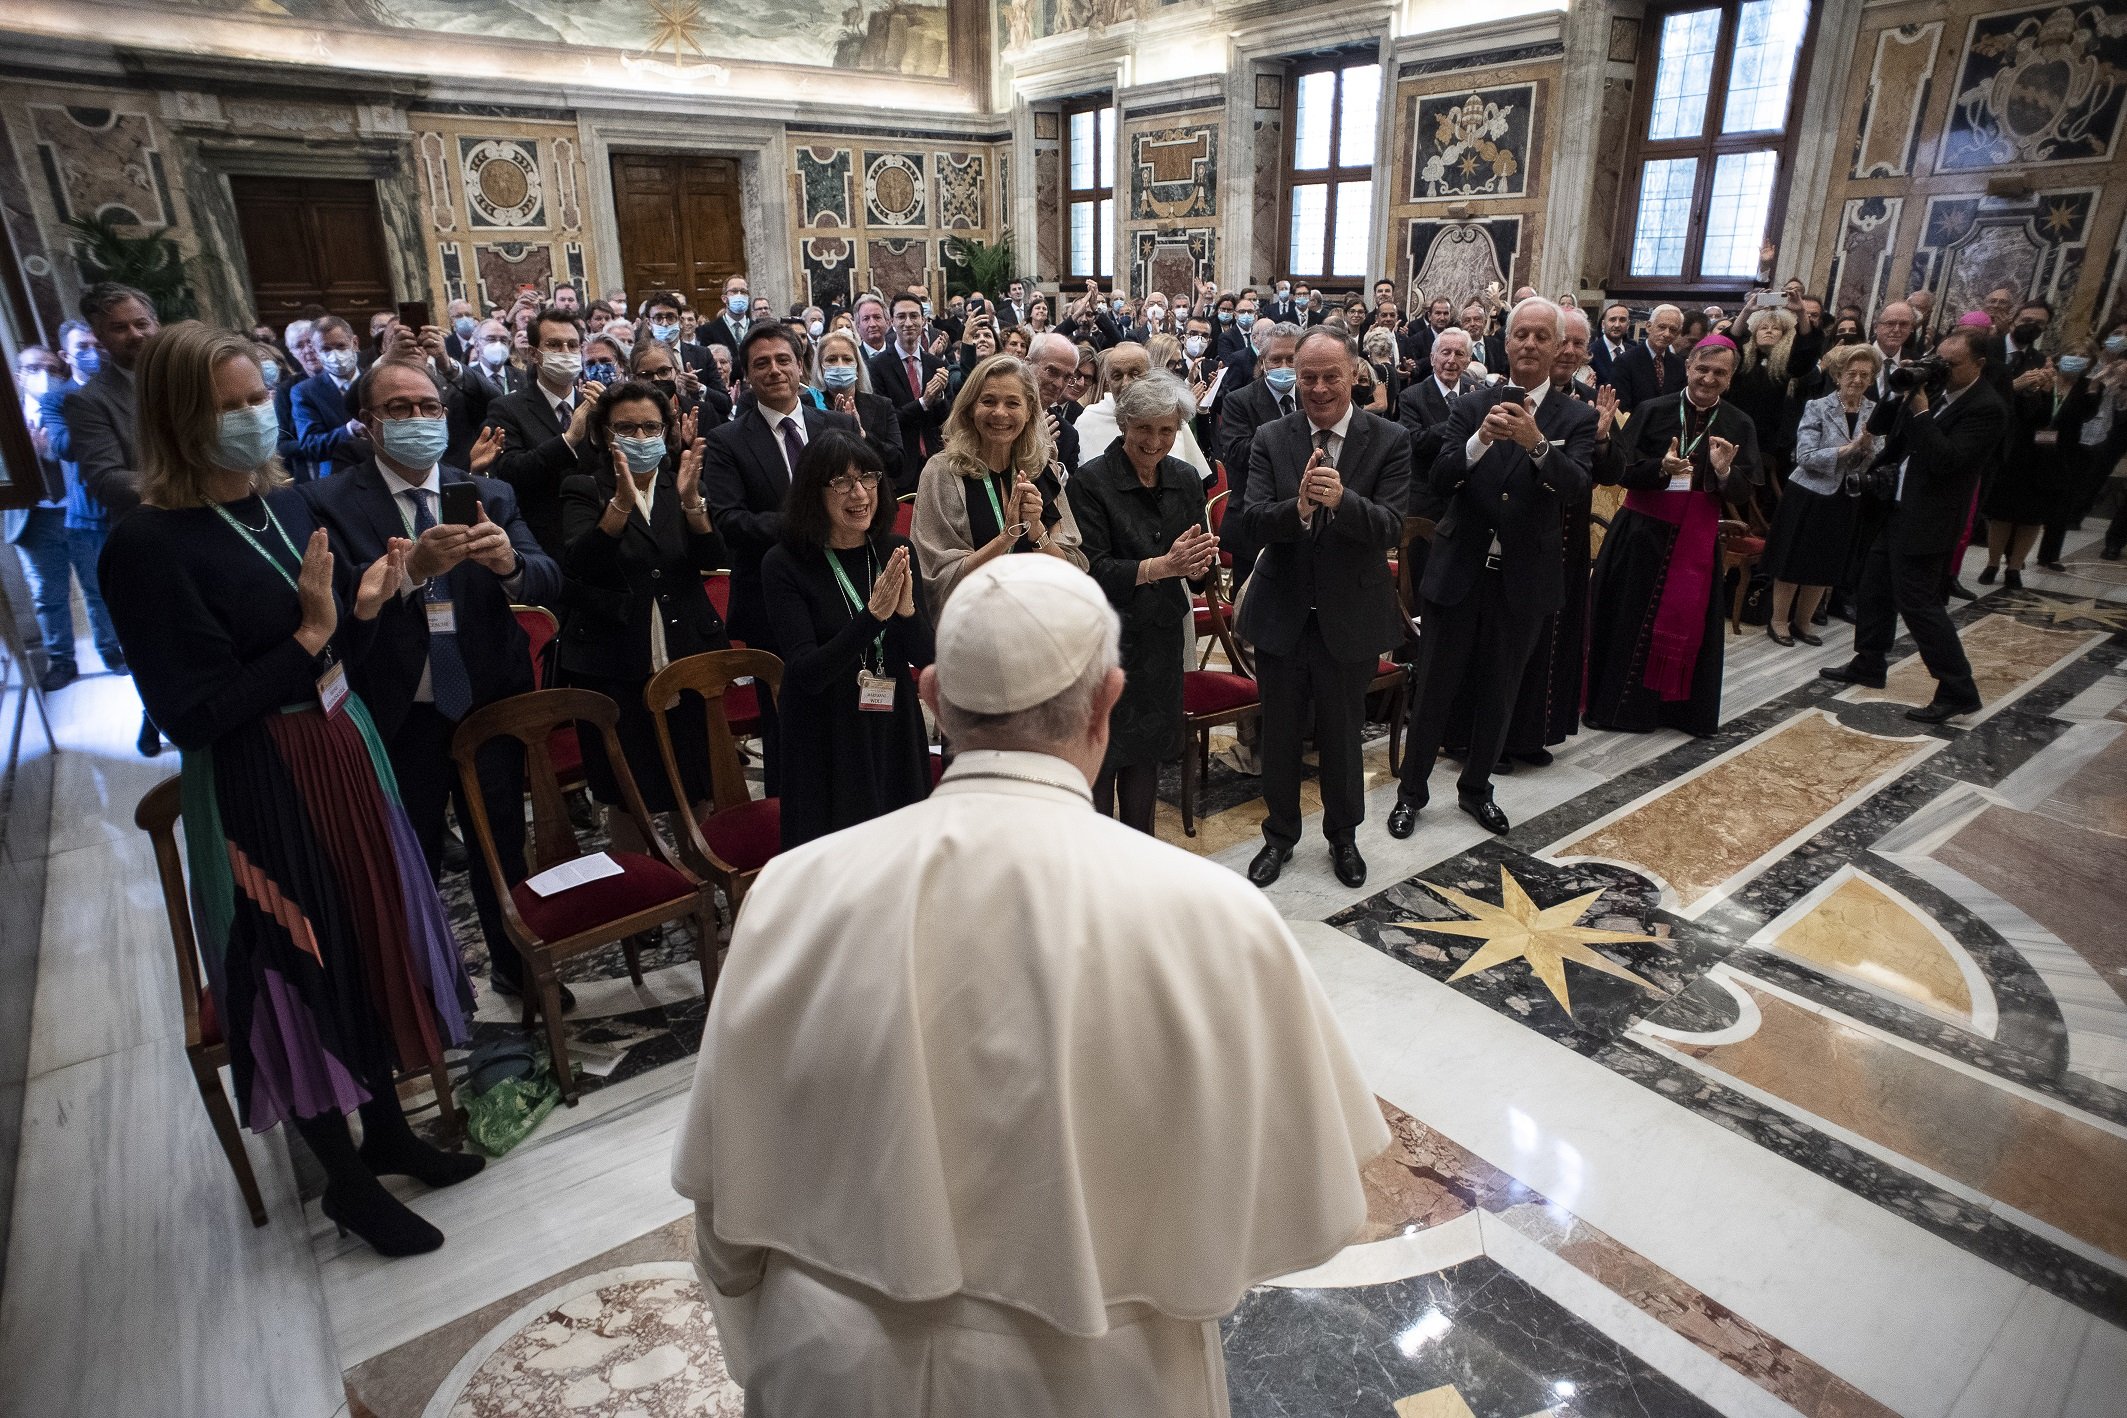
98, 323, 482, 1257
911, 353, 1087, 608
1761, 341, 1880, 645
1072, 342, 1215, 482
1731, 305, 1799, 487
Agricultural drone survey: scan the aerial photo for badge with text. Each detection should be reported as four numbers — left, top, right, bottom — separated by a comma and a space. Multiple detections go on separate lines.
426, 600, 458, 635
317, 661, 351, 718
2033, 429, 2059, 447
856, 670, 897, 713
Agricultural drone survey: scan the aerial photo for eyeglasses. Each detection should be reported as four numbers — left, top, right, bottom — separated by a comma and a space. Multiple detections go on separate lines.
379, 398, 447, 419
610, 421, 666, 439
827, 471, 883, 493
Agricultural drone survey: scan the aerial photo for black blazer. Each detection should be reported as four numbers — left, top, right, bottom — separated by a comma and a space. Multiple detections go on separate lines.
696, 317, 748, 360
700, 402, 858, 649
1611, 342, 1687, 412
828, 387, 905, 485
666, 341, 735, 426
1422, 388, 1598, 615
280, 460, 561, 739
1867, 378, 2008, 556
1234, 407, 1411, 662
1614, 393, 1763, 506
868, 345, 949, 487
480, 383, 595, 555
1588, 336, 1633, 390
556, 462, 731, 679
1395, 374, 1480, 515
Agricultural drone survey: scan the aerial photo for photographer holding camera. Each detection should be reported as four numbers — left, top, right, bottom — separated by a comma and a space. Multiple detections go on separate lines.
1821, 326, 2005, 723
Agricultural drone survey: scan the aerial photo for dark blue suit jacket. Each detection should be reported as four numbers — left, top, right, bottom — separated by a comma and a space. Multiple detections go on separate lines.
289, 371, 368, 477
277, 459, 560, 740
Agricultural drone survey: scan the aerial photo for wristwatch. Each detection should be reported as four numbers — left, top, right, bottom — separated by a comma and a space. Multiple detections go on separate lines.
1529, 438, 1552, 460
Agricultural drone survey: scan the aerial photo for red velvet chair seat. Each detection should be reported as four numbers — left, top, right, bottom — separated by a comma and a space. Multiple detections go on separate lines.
547, 727, 583, 779
198, 985, 222, 1047
1728, 535, 1766, 556
1377, 660, 1401, 678
1184, 670, 1259, 716
725, 682, 761, 737
510, 850, 697, 941
697, 797, 782, 873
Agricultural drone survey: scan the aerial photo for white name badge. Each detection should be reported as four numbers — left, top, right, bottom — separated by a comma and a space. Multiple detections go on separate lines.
2032, 429, 2059, 447
426, 600, 458, 634
1667, 474, 1695, 492
317, 661, 350, 718
857, 670, 897, 712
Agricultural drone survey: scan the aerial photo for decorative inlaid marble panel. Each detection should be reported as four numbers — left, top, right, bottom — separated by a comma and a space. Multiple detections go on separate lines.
801, 234, 854, 309
1409, 84, 1535, 202
1940, 2, 2127, 172
795, 145, 852, 227
1826, 197, 1903, 325
1548, 710, 1938, 917
27, 105, 174, 228
936, 150, 984, 230
863, 151, 926, 228
1846, 612, 2102, 711
417, 130, 456, 232
1406, 219, 1520, 323
1135, 229, 1214, 299
866, 236, 928, 297
472, 242, 555, 307
1129, 122, 1216, 221
1938, 804, 2127, 1015
1607, 15, 1640, 64
1851, 22, 1942, 179
551, 136, 582, 231
1032, 146, 1060, 276
1750, 866, 1989, 1026
1909, 190, 2095, 347
459, 137, 545, 230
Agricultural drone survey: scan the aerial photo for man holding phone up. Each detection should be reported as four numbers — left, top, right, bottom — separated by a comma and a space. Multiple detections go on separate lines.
283, 357, 562, 1004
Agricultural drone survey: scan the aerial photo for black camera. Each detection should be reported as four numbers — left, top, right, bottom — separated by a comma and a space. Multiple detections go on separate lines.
1886, 354, 1949, 395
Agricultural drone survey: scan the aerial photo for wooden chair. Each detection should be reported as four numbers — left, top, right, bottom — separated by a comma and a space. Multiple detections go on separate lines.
646, 649, 786, 920
135, 776, 467, 1220
1180, 577, 1261, 836
894, 492, 917, 539
511, 605, 586, 793
696, 576, 766, 740
451, 688, 718, 1105
1719, 498, 1770, 634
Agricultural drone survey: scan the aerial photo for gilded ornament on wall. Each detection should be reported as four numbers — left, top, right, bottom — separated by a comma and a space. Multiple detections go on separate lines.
1411, 86, 1534, 202
1940, 3, 2127, 171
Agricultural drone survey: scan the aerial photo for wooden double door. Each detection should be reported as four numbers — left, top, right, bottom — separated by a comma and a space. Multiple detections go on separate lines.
609, 153, 748, 319
228, 175, 394, 326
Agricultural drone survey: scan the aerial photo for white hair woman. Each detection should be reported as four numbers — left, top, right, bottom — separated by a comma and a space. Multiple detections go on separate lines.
1071, 342, 1215, 482
1762, 341, 1881, 646
1066, 373, 1217, 832
910, 353, 1088, 609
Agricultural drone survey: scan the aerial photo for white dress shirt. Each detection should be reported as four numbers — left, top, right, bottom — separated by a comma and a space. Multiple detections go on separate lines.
758, 401, 810, 476
1464, 376, 1551, 466
380, 462, 445, 703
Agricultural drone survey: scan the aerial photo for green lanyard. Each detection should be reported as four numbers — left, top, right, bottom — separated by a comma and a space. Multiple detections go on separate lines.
1678, 393, 1719, 458
210, 499, 306, 593
979, 471, 1009, 533
824, 546, 887, 672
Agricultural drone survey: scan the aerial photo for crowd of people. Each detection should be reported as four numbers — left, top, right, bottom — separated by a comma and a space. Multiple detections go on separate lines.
11, 266, 2125, 1261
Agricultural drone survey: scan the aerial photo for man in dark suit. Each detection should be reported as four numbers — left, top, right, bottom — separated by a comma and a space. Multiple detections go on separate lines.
1389, 300, 1597, 838
1393, 327, 1481, 590
285, 357, 561, 999
695, 274, 754, 363
480, 306, 599, 555
1236, 327, 1411, 890
1216, 321, 1303, 587
444, 298, 477, 365
1588, 302, 1634, 389
1026, 331, 1084, 482
994, 278, 1032, 331
291, 315, 373, 477
1821, 326, 2003, 723
1265, 281, 1300, 326
640, 290, 734, 424
867, 292, 951, 491
1610, 303, 1686, 412
701, 324, 859, 653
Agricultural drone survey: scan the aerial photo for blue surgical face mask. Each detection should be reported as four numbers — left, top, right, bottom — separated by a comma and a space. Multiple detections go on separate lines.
374, 416, 450, 470
616, 434, 667, 475
2057, 355, 2091, 377
452, 315, 476, 340
726, 294, 751, 319
2105, 334, 2127, 354
1236, 312, 1255, 331
322, 347, 358, 378
212, 401, 279, 471
921, 301, 933, 319
259, 359, 281, 385
70, 347, 102, 378
1111, 298, 1126, 314
649, 319, 681, 344
822, 363, 858, 390
585, 360, 619, 385
1218, 310, 1234, 324
1265, 367, 1297, 396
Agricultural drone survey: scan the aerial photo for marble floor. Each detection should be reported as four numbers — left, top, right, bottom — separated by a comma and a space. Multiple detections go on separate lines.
3, 534, 2126, 1418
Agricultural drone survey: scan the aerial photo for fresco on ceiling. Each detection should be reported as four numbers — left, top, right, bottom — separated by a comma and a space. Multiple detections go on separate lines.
999, 0, 1201, 48
166, 0, 956, 77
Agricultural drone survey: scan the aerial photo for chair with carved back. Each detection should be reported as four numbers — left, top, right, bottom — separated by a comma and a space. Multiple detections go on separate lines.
645, 649, 786, 920
511, 605, 586, 793
135, 776, 466, 1220
450, 688, 718, 1104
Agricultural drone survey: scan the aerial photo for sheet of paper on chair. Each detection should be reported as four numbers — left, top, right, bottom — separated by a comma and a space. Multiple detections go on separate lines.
524, 852, 624, 897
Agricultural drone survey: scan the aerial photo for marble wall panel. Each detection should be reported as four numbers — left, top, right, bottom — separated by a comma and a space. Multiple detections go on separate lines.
867, 236, 930, 299
1851, 22, 1943, 180
795, 146, 854, 227
27, 104, 175, 228
1033, 141, 1060, 278
1136, 228, 1215, 298
459, 136, 545, 230
1826, 196, 1904, 322
411, 115, 590, 311
800, 234, 856, 310
937, 150, 984, 230
1939, 1, 2127, 173
1908, 188, 2097, 317
1408, 84, 1535, 203
788, 136, 1005, 305
472, 242, 554, 307
1249, 99, 1282, 285
864, 150, 928, 228
1404, 218, 1521, 321
1127, 118, 1216, 221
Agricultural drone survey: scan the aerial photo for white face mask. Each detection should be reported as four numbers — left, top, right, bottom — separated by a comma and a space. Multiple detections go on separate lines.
543, 350, 583, 379
481, 339, 511, 368
321, 347, 358, 378
1183, 335, 1207, 359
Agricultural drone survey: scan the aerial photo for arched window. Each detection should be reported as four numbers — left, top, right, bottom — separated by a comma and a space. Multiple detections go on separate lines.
1613, 0, 1819, 296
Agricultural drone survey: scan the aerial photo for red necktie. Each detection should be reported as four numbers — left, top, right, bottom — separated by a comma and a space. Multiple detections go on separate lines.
1652, 350, 1665, 392
907, 355, 929, 454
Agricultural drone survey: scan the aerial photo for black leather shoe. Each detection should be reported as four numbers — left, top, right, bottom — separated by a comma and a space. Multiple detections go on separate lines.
1386, 802, 1419, 839
2004, 570, 2023, 590
137, 714, 164, 757
38, 661, 77, 694
1819, 660, 1887, 689
1906, 697, 1980, 724
1459, 797, 1511, 835
1330, 843, 1367, 888
1945, 580, 1976, 601
1792, 626, 1823, 647
1246, 844, 1292, 887
1493, 756, 1514, 775
2101, 544, 2121, 562
1977, 565, 1998, 585
2039, 561, 2065, 573
1510, 748, 1554, 767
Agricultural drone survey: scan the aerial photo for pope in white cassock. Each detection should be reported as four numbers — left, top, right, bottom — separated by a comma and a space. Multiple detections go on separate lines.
671, 553, 1390, 1416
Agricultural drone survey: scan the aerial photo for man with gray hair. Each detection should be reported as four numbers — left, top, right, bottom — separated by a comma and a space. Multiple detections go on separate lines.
1216, 319, 1304, 587
1027, 329, 1084, 480
672, 553, 1387, 1416
1612, 302, 1685, 411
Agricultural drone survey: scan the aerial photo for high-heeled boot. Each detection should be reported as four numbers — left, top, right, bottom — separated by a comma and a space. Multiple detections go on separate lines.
355, 1093, 485, 1189
293, 1112, 445, 1257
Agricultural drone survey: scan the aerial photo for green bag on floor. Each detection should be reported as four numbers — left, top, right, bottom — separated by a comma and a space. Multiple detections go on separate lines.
458, 1040, 563, 1157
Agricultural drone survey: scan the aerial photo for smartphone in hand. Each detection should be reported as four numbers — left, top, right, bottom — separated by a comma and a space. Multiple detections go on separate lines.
440, 481, 480, 526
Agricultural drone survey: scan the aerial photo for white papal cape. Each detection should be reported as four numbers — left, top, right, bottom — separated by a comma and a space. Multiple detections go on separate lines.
671, 749, 1389, 1416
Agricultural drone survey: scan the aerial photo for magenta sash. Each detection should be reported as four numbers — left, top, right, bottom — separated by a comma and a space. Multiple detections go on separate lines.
1623, 487, 1721, 701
